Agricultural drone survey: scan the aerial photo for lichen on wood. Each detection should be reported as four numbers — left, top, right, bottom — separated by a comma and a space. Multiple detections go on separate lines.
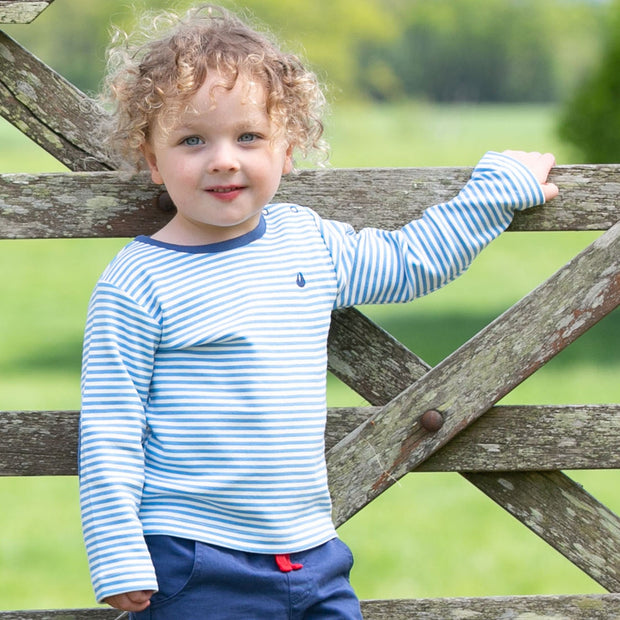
0, 1, 54, 24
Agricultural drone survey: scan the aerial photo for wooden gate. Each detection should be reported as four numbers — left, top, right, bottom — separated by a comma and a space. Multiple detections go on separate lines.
1, 2, 619, 618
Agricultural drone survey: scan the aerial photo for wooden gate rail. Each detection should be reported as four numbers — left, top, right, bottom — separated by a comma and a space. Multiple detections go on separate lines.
1, 594, 620, 620
3, 404, 620, 477
1, 4, 619, 618
1, 165, 620, 239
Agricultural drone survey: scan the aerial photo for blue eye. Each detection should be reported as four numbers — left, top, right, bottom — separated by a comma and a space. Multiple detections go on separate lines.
239, 133, 258, 143
182, 136, 203, 146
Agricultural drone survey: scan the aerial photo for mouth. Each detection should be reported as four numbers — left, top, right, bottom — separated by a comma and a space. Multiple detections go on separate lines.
206, 185, 245, 194
204, 185, 245, 202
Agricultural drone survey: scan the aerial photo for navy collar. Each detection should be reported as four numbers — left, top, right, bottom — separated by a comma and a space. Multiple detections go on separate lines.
135, 215, 266, 254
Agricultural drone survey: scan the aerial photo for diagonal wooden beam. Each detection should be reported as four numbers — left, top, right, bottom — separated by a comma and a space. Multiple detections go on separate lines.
0, 0, 54, 24
328, 320, 620, 593
466, 470, 620, 591
327, 307, 428, 405
327, 220, 620, 521
0, 31, 116, 170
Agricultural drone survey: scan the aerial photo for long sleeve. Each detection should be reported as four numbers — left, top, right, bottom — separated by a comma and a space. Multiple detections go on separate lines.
315, 151, 545, 308
79, 281, 161, 602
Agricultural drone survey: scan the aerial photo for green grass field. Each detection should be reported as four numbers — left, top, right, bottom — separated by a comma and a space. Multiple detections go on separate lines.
1, 104, 618, 610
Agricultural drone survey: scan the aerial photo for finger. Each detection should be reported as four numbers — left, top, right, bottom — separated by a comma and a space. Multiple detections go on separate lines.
528, 152, 557, 185
541, 182, 559, 202
540, 151, 556, 171
128, 590, 154, 604
126, 590, 154, 611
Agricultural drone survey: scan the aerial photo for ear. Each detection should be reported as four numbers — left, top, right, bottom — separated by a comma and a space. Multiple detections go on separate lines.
282, 144, 294, 175
142, 143, 164, 185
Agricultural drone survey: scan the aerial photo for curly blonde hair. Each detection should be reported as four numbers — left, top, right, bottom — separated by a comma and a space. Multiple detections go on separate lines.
99, 3, 328, 170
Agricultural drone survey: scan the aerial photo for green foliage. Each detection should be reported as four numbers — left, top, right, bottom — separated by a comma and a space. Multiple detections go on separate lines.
559, 0, 620, 162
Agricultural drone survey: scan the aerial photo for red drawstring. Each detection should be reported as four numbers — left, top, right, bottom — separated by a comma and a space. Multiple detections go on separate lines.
275, 554, 303, 572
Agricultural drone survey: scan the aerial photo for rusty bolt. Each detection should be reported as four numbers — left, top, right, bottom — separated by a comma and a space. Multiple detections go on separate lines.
420, 409, 444, 432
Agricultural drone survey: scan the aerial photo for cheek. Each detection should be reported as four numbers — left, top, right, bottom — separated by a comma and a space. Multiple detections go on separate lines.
160, 158, 197, 186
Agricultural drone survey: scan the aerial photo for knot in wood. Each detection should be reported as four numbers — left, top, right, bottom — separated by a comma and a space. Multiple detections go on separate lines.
420, 409, 444, 432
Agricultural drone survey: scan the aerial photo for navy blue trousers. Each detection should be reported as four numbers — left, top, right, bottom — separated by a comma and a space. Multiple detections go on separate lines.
130, 535, 362, 619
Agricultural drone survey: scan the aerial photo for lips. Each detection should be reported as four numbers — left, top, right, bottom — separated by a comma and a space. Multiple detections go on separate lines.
205, 185, 245, 201
206, 185, 244, 193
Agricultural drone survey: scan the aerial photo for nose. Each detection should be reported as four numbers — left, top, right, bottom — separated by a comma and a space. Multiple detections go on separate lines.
207, 141, 240, 174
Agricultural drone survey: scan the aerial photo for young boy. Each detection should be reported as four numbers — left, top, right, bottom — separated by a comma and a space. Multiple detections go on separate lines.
79, 4, 558, 618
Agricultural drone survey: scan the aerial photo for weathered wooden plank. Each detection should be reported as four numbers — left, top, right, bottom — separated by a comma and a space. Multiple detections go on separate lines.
0, 610, 115, 620
0, 0, 53, 23
1, 165, 620, 238
1, 595, 619, 619
327, 220, 620, 527
0, 410, 78, 475
325, 404, 620, 470
278, 164, 620, 232
361, 594, 620, 619
0, 172, 163, 239
421, 404, 620, 472
0, 32, 115, 170
466, 470, 620, 592
327, 308, 429, 405
4, 404, 619, 476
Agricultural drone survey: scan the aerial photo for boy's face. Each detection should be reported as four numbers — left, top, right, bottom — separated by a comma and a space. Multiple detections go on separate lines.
143, 72, 293, 245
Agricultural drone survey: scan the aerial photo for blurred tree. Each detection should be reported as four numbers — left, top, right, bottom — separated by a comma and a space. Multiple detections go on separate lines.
559, 0, 620, 162
357, 0, 564, 102
1, 0, 605, 104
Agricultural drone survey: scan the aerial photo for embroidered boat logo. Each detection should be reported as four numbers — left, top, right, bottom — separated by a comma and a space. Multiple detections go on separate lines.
296, 272, 306, 288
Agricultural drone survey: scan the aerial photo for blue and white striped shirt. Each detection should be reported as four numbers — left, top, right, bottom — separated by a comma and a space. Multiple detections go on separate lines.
79, 152, 544, 601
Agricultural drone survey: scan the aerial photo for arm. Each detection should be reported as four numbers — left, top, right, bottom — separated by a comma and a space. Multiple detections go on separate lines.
318, 150, 556, 308
79, 281, 160, 604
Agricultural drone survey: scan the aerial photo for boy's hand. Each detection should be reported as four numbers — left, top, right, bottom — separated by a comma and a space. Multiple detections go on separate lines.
502, 150, 559, 202
104, 589, 155, 612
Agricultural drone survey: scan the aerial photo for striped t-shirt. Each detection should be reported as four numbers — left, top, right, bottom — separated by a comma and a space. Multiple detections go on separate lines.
79, 151, 544, 601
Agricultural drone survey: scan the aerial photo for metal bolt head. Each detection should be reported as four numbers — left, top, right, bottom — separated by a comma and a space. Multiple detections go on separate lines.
420, 409, 444, 432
